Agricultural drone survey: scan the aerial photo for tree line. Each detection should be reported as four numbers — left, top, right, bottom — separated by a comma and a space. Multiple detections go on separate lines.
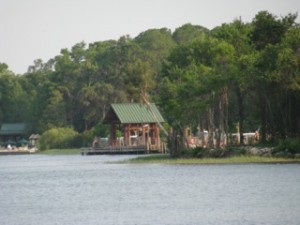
0, 11, 299, 147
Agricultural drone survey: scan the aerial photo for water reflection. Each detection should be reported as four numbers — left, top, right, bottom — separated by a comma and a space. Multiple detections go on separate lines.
0, 155, 300, 225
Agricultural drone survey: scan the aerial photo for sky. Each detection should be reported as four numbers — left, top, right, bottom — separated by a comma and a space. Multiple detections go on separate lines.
1, 0, 299, 74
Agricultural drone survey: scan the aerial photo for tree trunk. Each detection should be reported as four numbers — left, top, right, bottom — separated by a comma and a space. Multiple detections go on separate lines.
236, 86, 244, 145
217, 88, 228, 148
208, 93, 215, 148
259, 94, 267, 143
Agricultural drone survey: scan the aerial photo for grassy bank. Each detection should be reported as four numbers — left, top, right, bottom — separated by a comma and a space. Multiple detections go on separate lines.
123, 154, 300, 164
36, 148, 82, 155
35, 148, 300, 164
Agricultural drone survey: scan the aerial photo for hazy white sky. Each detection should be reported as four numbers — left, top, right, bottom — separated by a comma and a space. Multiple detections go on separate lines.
0, 0, 299, 74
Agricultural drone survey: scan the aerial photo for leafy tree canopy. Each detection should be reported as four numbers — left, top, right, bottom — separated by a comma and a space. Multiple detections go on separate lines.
0, 11, 299, 146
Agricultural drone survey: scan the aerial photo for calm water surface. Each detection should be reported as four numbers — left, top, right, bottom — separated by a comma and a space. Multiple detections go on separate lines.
0, 154, 300, 225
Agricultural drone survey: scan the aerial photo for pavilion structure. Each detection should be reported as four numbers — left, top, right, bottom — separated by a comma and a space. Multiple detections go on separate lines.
103, 103, 166, 152
0, 123, 26, 147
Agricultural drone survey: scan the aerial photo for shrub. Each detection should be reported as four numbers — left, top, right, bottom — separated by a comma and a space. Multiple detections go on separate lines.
93, 122, 109, 137
225, 145, 247, 156
275, 138, 300, 155
209, 148, 226, 158
191, 146, 235, 158
77, 129, 94, 148
192, 147, 207, 158
38, 127, 79, 150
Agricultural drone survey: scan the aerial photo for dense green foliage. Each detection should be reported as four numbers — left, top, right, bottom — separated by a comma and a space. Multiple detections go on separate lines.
274, 138, 300, 155
1, 11, 300, 150
38, 127, 79, 150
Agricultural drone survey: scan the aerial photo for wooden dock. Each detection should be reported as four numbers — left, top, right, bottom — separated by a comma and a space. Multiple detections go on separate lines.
81, 145, 147, 155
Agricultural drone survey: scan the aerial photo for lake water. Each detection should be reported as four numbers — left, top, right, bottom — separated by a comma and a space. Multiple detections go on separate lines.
0, 154, 300, 225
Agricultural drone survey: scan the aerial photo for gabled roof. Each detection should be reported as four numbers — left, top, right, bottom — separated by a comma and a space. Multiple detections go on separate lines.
29, 134, 40, 139
104, 103, 165, 124
0, 123, 26, 135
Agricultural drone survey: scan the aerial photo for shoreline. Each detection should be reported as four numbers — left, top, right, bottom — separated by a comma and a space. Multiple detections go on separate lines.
35, 149, 82, 155
19, 148, 300, 165
120, 154, 300, 165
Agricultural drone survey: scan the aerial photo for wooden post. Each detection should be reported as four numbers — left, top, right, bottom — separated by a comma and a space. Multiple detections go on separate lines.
124, 124, 130, 146
142, 125, 146, 145
110, 124, 117, 147
156, 124, 160, 151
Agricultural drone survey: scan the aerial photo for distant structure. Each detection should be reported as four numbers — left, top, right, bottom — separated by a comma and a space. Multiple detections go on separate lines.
29, 134, 40, 148
102, 103, 166, 152
0, 123, 26, 146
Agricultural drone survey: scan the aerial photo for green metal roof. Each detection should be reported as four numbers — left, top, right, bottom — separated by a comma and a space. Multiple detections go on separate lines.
106, 103, 165, 124
0, 123, 26, 135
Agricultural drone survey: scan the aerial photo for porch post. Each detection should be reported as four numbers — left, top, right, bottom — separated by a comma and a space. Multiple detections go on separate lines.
156, 124, 161, 151
142, 126, 146, 145
110, 124, 117, 147
124, 124, 130, 146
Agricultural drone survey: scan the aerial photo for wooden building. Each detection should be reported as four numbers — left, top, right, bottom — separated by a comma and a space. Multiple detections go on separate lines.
103, 103, 165, 152
0, 123, 26, 146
